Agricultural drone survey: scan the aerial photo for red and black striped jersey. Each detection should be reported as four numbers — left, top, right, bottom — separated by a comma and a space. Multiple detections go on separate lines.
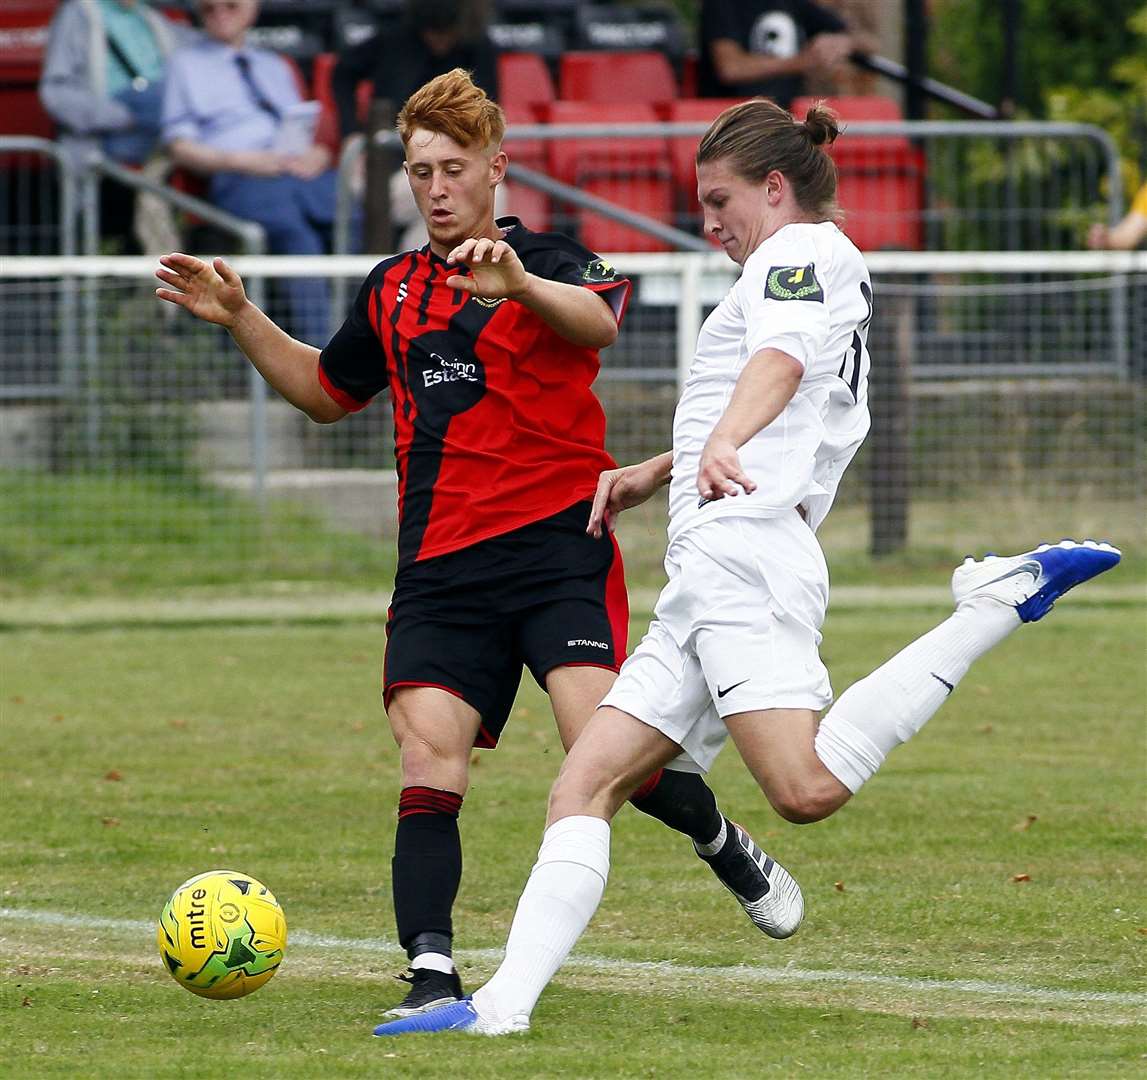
318, 217, 632, 567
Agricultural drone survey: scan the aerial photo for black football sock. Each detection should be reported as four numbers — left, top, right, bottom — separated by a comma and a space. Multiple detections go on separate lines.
392, 786, 464, 963
628, 767, 723, 845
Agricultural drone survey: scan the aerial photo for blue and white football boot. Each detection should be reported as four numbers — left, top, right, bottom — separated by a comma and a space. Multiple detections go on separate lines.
951, 539, 1121, 621
373, 997, 529, 1038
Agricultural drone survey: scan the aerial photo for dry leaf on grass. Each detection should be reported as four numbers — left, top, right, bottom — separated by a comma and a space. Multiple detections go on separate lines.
1011, 873, 1032, 883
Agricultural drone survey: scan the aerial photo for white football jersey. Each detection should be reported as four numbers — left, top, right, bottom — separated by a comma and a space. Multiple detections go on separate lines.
668, 221, 872, 542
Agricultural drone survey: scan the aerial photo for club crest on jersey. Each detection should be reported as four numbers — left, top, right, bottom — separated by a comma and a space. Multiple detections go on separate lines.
765, 264, 824, 302
581, 258, 616, 283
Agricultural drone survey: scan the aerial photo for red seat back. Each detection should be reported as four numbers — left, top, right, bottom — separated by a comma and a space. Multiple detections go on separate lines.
559, 50, 677, 107
311, 50, 371, 141
498, 52, 555, 112
791, 95, 924, 250
545, 101, 671, 252
502, 103, 549, 233
0, 1, 57, 137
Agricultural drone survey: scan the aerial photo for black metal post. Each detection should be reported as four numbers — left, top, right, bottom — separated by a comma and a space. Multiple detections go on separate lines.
1001, 0, 1020, 118
904, 0, 927, 121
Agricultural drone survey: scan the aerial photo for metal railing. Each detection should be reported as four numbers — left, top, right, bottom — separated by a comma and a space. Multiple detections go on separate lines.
76, 152, 267, 257
0, 138, 81, 413
333, 120, 1124, 257
0, 137, 79, 256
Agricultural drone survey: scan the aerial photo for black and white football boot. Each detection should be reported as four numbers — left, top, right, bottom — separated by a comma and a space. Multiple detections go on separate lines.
696, 817, 804, 939
381, 967, 465, 1019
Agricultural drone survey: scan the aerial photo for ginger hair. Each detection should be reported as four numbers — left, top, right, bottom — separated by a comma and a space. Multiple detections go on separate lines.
397, 68, 505, 150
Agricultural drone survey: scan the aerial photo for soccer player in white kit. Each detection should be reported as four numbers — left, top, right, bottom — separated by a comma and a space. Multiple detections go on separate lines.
374, 98, 1121, 1037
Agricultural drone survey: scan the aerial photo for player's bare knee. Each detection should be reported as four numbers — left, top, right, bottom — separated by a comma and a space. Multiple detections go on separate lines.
548, 759, 617, 821
767, 778, 844, 824
398, 732, 469, 790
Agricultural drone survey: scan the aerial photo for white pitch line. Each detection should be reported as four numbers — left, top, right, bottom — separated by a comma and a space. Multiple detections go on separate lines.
3, 907, 1144, 1011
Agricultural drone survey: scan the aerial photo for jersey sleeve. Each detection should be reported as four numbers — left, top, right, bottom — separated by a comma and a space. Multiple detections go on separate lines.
317, 274, 389, 412
521, 236, 633, 325
740, 240, 831, 370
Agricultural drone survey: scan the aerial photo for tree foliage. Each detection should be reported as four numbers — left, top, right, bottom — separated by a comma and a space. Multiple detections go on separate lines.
932, 0, 1146, 198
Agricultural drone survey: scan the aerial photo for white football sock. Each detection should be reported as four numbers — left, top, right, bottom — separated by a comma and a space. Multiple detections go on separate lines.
815, 597, 1020, 793
472, 815, 610, 1024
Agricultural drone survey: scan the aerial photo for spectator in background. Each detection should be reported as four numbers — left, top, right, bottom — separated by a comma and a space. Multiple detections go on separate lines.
1087, 182, 1147, 250
333, 0, 500, 250
698, 0, 863, 108
332, 0, 497, 140
40, 0, 191, 251
163, 0, 336, 345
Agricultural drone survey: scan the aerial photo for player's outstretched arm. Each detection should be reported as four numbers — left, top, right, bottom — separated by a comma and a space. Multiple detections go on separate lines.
155, 253, 345, 424
587, 451, 673, 538
446, 237, 618, 349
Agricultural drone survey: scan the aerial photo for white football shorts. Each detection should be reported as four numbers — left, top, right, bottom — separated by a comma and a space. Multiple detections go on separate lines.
601, 510, 833, 773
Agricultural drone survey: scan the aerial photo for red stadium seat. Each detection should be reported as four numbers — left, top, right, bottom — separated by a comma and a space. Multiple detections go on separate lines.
545, 101, 672, 252
0, 1, 57, 138
502, 103, 550, 233
498, 52, 555, 112
679, 52, 698, 98
311, 51, 370, 144
558, 50, 677, 107
791, 95, 924, 251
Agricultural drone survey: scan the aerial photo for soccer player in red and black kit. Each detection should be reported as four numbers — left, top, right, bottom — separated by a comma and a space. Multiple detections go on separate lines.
154, 68, 781, 1020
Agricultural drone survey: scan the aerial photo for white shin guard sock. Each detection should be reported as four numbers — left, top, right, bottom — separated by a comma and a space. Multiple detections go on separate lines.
473, 815, 611, 1024
815, 598, 1020, 793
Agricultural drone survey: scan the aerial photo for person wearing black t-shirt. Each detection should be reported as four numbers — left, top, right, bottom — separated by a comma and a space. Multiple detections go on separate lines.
331, 0, 497, 142
333, 0, 501, 249
155, 69, 780, 1024
698, 0, 860, 107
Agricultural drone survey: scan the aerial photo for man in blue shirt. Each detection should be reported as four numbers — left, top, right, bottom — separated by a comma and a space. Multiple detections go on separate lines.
162, 0, 335, 344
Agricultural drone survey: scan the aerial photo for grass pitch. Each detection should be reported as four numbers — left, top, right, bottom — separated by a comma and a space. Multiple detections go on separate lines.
2, 602, 1145, 1078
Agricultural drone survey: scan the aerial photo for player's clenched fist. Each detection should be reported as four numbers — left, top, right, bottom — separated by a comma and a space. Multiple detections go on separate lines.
445, 237, 528, 300
155, 253, 249, 328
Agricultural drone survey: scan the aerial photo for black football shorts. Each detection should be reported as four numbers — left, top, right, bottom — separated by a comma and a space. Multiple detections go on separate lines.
383, 500, 629, 748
